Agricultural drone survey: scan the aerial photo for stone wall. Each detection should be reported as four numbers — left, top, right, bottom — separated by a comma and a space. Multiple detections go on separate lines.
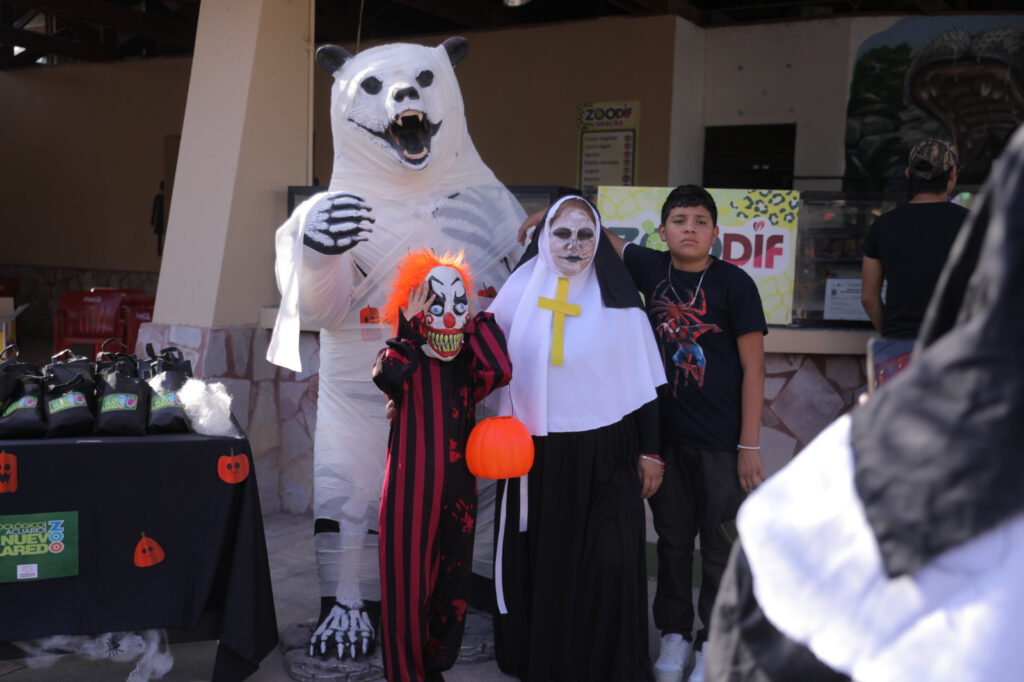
760, 353, 867, 477
137, 323, 867, 514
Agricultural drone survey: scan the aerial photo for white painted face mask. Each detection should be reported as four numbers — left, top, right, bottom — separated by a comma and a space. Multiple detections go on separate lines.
421, 265, 469, 361
547, 206, 598, 277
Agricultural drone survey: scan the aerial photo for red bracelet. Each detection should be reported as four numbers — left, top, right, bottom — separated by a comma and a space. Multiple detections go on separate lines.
640, 454, 665, 473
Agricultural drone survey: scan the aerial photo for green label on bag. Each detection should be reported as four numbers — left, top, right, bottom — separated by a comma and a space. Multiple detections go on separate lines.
101, 393, 138, 413
48, 392, 87, 414
2, 396, 37, 417
151, 391, 183, 411
0, 512, 79, 582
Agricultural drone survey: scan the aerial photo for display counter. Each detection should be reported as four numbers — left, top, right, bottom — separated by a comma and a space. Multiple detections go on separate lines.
0, 432, 277, 682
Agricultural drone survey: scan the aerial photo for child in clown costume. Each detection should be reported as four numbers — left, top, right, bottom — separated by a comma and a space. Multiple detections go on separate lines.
372, 250, 512, 682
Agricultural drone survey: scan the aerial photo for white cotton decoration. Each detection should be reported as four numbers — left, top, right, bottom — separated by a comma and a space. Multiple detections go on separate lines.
16, 629, 174, 681
178, 378, 237, 437
146, 373, 172, 394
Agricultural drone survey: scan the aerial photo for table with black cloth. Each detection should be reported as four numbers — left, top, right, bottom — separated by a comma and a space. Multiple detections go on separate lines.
0, 431, 278, 681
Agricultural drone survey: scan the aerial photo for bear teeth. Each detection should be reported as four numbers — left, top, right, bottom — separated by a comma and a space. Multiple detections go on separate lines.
394, 110, 425, 126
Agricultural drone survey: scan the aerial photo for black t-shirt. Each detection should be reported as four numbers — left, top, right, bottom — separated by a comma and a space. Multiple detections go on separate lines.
623, 246, 767, 452
862, 201, 968, 339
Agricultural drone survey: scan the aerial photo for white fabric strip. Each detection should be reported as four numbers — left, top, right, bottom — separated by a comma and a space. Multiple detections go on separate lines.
739, 415, 1024, 682
495, 482, 510, 615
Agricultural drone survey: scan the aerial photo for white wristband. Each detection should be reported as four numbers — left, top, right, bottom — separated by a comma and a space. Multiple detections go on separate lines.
738, 444, 760, 450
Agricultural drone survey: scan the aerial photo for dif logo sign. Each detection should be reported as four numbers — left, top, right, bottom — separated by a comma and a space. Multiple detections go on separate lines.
717, 218, 789, 276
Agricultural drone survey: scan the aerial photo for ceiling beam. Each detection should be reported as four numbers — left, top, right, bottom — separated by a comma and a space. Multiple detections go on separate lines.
11, 0, 195, 47
906, 0, 953, 12
389, 0, 497, 29
0, 24, 116, 61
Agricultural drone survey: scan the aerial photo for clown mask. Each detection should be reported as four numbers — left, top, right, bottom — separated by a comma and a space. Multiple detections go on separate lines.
548, 204, 597, 277
421, 265, 469, 361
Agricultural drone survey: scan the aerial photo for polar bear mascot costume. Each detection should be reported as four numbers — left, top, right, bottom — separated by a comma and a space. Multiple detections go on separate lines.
268, 37, 523, 659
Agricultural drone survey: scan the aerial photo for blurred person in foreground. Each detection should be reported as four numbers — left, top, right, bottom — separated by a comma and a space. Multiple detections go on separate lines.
708, 124, 1024, 682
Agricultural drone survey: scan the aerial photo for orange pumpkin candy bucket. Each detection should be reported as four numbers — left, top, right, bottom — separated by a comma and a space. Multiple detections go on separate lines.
465, 415, 534, 480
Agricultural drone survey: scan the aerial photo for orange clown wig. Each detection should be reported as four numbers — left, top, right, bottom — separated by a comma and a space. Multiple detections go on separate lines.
381, 249, 474, 329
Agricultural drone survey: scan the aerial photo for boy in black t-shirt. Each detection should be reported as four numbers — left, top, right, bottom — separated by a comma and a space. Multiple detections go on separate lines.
516, 186, 767, 682
620, 186, 767, 682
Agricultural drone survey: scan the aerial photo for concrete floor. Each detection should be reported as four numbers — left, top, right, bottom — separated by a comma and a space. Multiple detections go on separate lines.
1, 512, 668, 681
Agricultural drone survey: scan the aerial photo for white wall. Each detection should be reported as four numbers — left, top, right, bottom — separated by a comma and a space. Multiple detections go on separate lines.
702, 16, 899, 190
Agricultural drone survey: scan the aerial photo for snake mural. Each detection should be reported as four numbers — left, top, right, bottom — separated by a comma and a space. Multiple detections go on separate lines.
845, 17, 1024, 191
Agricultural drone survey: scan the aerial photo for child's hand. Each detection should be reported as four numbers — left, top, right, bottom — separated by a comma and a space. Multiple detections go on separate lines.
738, 447, 765, 493
517, 208, 546, 245
403, 283, 435, 320
637, 455, 664, 499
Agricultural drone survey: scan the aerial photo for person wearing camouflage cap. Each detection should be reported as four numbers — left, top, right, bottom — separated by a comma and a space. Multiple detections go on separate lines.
907, 137, 959, 181
860, 137, 968, 341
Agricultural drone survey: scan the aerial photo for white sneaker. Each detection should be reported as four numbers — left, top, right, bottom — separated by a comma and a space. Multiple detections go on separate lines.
653, 634, 691, 682
688, 647, 706, 682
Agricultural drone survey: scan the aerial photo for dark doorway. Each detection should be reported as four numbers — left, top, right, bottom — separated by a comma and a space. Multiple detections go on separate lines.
703, 124, 796, 190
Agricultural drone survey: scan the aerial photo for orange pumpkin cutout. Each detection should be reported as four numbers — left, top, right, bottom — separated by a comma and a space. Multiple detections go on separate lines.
466, 416, 534, 479
0, 451, 16, 494
477, 285, 497, 299
133, 533, 166, 567
218, 451, 250, 484
360, 306, 382, 341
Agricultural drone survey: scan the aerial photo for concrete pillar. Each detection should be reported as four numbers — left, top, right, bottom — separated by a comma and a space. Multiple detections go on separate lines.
668, 16, 706, 187
154, 0, 314, 327
141, 0, 315, 515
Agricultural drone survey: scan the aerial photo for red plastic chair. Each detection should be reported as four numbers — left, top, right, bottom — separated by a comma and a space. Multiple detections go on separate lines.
119, 296, 155, 354
90, 287, 141, 294
53, 290, 125, 358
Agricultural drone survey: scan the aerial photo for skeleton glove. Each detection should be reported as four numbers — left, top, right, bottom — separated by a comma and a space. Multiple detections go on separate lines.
308, 601, 375, 659
303, 192, 375, 255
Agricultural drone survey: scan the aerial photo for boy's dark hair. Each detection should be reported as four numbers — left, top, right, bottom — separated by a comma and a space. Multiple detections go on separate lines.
908, 168, 952, 197
661, 185, 718, 227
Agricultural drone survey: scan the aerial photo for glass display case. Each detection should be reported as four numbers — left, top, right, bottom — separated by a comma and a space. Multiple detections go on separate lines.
791, 190, 975, 328
791, 191, 903, 328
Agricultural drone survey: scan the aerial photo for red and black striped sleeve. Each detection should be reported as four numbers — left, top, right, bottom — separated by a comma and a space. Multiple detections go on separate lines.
464, 311, 513, 403
372, 312, 424, 400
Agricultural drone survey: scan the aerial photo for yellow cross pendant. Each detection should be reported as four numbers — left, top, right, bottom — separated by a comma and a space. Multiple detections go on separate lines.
537, 276, 582, 366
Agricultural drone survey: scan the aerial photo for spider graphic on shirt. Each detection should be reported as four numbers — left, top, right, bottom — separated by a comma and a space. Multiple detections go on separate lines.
651, 289, 721, 389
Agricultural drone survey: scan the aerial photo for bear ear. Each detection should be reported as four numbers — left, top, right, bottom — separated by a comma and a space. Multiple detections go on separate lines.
316, 44, 353, 76
441, 37, 469, 67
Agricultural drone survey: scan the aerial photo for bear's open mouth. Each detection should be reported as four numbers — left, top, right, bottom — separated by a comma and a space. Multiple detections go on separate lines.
355, 109, 442, 167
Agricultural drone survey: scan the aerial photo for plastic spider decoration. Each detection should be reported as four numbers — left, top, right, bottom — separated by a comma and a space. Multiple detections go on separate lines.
105, 633, 123, 658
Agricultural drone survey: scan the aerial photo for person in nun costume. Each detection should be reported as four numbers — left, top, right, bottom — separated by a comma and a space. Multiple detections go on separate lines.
488, 195, 667, 682
706, 124, 1024, 682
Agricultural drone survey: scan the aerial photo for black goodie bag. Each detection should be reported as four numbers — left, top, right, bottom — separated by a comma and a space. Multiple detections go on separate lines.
142, 344, 193, 434
0, 346, 46, 437
43, 351, 97, 438
94, 344, 150, 437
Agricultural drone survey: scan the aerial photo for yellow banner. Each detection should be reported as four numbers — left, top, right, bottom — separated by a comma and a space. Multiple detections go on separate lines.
597, 186, 799, 325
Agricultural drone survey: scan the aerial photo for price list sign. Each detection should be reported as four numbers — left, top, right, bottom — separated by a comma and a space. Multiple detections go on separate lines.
578, 101, 638, 201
